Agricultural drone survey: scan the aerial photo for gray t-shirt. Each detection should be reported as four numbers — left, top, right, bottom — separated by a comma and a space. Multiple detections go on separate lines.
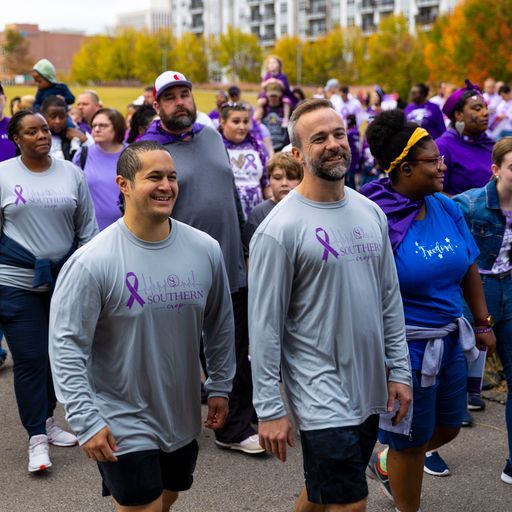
49, 218, 236, 455
162, 127, 246, 293
0, 156, 98, 290
249, 188, 410, 430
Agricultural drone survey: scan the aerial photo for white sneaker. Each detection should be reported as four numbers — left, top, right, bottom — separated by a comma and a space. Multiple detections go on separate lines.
28, 434, 52, 473
215, 434, 265, 454
46, 417, 78, 447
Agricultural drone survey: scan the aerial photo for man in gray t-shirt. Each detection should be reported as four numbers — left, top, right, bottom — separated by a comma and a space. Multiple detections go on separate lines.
49, 142, 236, 511
249, 100, 411, 512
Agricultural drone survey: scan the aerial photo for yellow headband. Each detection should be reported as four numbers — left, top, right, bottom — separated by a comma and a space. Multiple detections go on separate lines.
385, 127, 430, 173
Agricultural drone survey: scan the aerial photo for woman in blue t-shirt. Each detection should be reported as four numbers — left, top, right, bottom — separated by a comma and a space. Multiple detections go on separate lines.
361, 110, 496, 512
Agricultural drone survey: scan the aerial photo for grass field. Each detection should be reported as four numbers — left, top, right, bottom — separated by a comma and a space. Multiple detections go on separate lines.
3, 85, 258, 115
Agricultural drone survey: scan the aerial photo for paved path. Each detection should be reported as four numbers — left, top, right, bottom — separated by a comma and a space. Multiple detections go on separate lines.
0, 354, 510, 511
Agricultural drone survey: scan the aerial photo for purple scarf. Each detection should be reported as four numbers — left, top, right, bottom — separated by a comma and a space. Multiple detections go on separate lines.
139, 119, 205, 144
360, 177, 423, 252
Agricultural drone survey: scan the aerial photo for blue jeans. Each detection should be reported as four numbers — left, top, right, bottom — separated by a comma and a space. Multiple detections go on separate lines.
0, 285, 56, 437
481, 273, 512, 463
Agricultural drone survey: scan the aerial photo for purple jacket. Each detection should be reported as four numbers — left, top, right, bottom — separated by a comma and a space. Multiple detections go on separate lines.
435, 128, 494, 196
403, 101, 446, 140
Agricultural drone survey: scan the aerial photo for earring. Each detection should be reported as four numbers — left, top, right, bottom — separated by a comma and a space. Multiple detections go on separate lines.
455, 120, 465, 135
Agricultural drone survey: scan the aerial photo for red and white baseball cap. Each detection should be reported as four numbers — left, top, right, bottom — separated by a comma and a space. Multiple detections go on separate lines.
154, 71, 193, 100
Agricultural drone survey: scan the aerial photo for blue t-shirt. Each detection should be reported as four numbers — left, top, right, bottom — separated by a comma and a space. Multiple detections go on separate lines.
395, 193, 479, 328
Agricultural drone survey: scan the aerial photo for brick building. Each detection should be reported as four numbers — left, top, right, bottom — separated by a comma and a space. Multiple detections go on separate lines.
0, 24, 86, 81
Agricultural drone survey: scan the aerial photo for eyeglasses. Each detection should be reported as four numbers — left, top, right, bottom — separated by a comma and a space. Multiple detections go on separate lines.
91, 123, 112, 130
408, 155, 445, 169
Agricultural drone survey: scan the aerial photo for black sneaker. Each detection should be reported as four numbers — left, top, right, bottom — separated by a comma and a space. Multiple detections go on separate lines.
467, 394, 486, 411
501, 460, 512, 484
366, 451, 393, 501
424, 451, 450, 476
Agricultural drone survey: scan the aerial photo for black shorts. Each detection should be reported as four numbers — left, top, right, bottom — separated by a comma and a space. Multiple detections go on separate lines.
97, 440, 199, 507
300, 415, 379, 505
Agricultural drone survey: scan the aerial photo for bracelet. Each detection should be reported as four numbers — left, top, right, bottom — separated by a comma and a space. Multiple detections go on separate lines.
473, 326, 493, 334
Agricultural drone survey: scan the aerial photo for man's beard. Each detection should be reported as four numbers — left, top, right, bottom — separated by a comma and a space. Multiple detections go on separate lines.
305, 148, 352, 182
161, 105, 197, 132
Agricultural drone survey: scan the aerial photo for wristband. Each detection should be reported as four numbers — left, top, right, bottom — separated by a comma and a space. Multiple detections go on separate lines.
473, 326, 492, 334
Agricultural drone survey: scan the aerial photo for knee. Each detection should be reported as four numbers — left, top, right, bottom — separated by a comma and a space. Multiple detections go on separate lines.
437, 426, 460, 444
391, 444, 427, 459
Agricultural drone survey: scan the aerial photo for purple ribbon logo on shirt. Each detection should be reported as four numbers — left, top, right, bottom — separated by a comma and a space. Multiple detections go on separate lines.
244, 153, 258, 170
125, 272, 145, 309
14, 185, 27, 206
315, 227, 339, 262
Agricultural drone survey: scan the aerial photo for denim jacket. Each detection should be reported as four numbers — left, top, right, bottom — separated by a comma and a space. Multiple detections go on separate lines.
453, 180, 505, 271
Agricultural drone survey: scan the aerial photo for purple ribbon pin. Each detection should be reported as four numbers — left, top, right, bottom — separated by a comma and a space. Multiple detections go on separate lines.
125, 272, 145, 309
244, 153, 258, 170
315, 227, 339, 262
14, 185, 27, 205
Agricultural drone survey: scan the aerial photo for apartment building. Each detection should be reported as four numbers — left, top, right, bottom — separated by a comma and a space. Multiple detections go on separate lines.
167, 0, 458, 45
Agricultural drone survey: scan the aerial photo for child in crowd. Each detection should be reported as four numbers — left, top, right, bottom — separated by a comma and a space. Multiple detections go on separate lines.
242, 151, 303, 255
32, 59, 75, 113
254, 81, 290, 152
257, 55, 296, 127
40, 96, 88, 161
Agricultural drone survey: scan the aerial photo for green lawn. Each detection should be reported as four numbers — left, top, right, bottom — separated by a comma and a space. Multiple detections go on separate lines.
3, 85, 258, 115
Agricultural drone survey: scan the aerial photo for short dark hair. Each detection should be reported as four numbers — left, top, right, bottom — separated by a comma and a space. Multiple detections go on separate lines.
91, 108, 126, 144
340, 86, 349, 94
499, 84, 511, 95
7, 109, 40, 142
414, 83, 430, 99
288, 98, 334, 148
228, 85, 241, 97
117, 141, 168, 182
41, 95, 67, 113
266, 152, 303, 181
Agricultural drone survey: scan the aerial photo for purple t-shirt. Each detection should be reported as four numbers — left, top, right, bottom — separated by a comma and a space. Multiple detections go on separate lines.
404, 101, 446, 140
73, 144, 126, 230
0, 117, 17, 162
435, 128, 494, 195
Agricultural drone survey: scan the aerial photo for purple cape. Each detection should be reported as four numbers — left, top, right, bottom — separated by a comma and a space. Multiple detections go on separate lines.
360, 177, 423, 252
139, 120, 204, 144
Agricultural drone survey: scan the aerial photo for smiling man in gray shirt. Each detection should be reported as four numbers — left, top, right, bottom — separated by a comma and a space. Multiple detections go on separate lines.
249, 99, 411, 512
49, 141, 235, 512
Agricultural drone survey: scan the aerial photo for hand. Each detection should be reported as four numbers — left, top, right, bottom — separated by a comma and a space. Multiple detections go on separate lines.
258, 416, 295, 462
204, 397, 228, 430
386, 381, 412, 426
475, 330, 496, 355
81, 426, 118, 462
66, 127, 87, 143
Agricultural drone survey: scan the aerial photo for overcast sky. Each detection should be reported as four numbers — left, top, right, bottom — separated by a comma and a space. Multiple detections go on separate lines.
2, 0, 152, 35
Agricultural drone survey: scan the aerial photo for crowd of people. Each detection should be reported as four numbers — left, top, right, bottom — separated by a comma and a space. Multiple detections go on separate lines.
0, 54, 511, 512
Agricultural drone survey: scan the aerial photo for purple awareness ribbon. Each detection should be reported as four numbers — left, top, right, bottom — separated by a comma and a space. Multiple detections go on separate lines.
125, 272, 145, 309
315, 227, 339, 262
244, 153, 258, 170
14, 185, 27, 206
